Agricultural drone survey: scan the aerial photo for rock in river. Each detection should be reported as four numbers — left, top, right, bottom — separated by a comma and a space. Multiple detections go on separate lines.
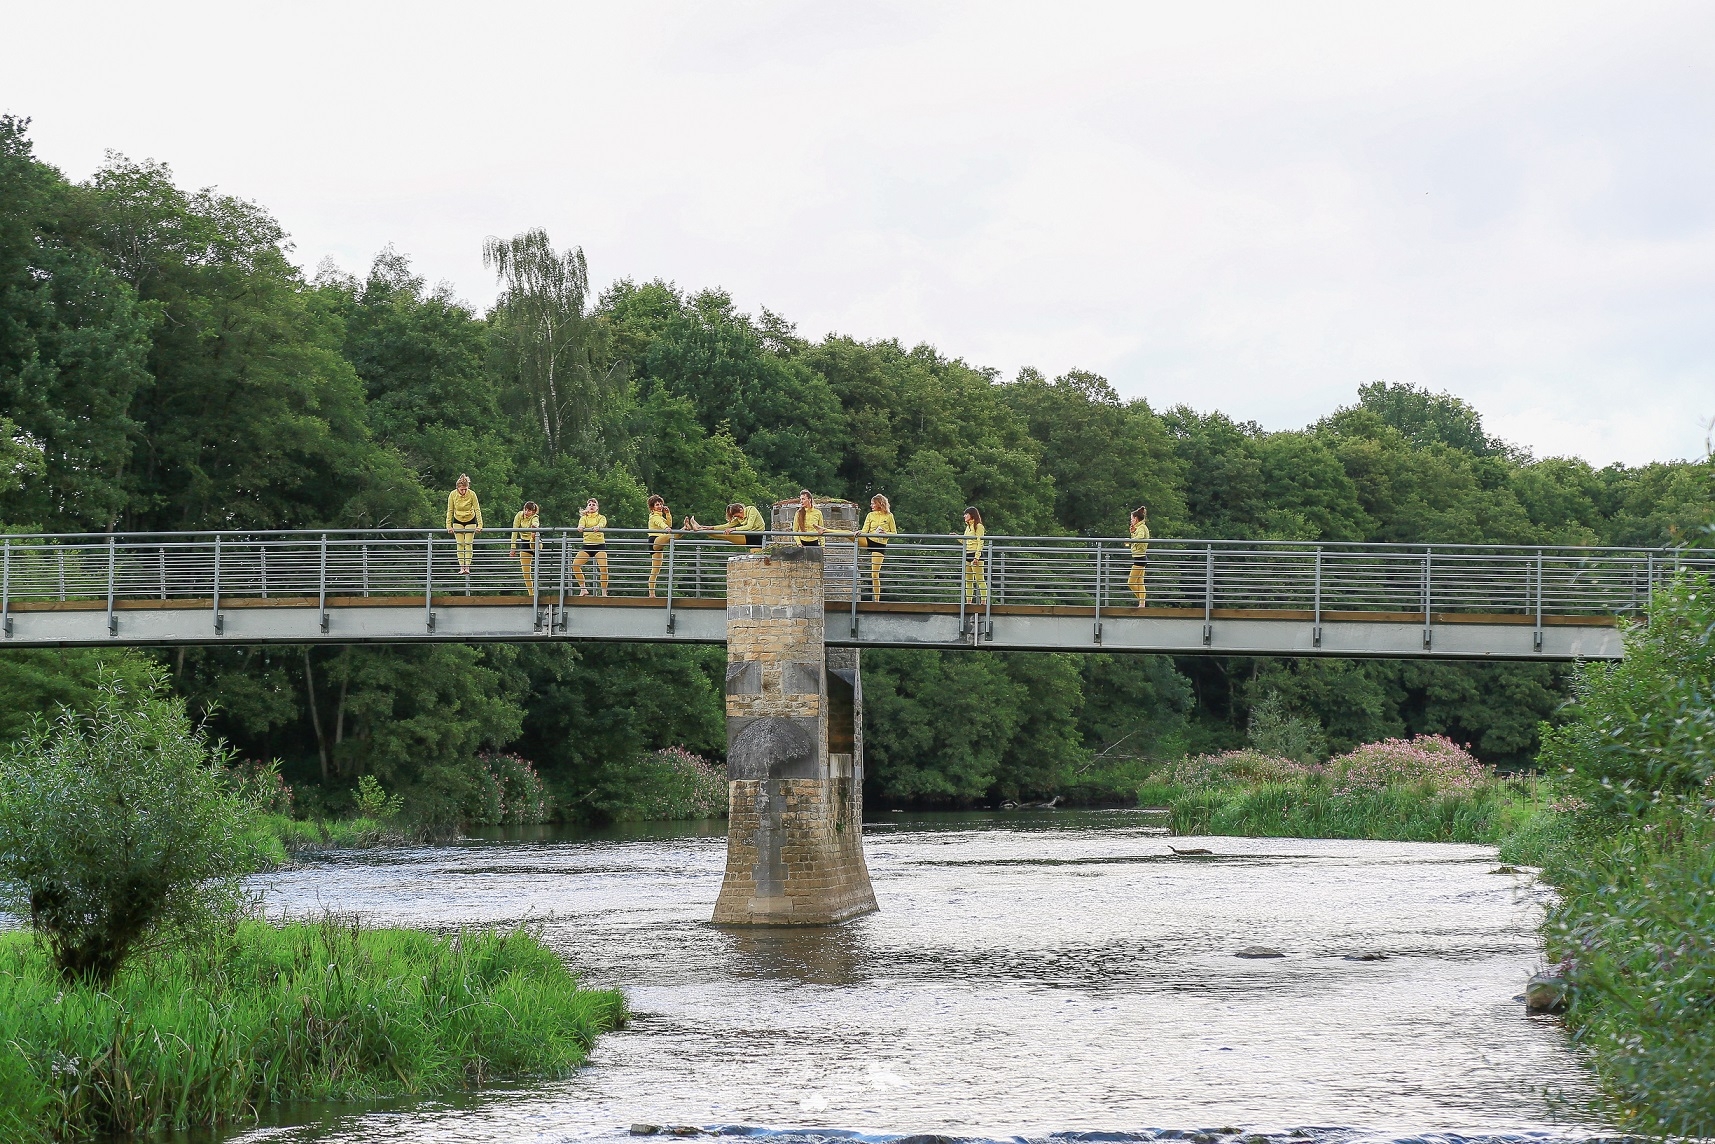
1235, 946, 1286, 958
1524, 974, 1568, 1014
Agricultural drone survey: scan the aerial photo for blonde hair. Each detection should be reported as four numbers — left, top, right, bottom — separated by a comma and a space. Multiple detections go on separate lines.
872, 494, 890, 512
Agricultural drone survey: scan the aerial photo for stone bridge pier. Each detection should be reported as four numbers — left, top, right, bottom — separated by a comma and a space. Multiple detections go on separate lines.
712, 540, 878, 925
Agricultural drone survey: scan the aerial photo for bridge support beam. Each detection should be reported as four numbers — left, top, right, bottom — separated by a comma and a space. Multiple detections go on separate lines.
713, 546, 877, 926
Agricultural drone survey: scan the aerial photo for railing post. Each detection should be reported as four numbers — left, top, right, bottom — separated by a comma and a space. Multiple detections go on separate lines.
424, 533, 435, 634
212, 535, 223, 635
1092, 541, 1103, 644
158, 547, 167, 600
664, 536, 676, 634
1312, 546, 1322, 648
1, 537, 9, 637
556, 531, 569, 632
361, 542, 370, 597
319, 534, 329, 634
1533, 549, 1543, 653
851, 532, 860, 638
57, 544, 65, 602
1422, 547, 1433, 650
1202, 543, 1214, 646
1646, 550, 1654, 611
260, 543, 268, 599
532, 528, 543, 632
106, 534, 117, 636
957, 538, 968, 642
983, 540, 994, 642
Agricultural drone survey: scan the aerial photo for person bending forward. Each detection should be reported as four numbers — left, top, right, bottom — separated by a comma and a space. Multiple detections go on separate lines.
446, 475, 484, 575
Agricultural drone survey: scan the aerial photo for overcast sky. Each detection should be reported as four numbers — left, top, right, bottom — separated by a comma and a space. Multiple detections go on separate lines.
7, 2, 1713, 466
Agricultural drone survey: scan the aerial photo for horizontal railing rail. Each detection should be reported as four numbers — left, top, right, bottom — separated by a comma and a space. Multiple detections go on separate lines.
1, 529, 1709, 638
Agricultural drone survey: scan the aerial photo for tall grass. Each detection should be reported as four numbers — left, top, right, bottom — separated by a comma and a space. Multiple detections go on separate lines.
1152, 775, 1540, 843
0, 918, 625, 1142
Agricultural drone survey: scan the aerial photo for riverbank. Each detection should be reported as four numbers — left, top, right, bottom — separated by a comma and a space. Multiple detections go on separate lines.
0, 917, 625, 1142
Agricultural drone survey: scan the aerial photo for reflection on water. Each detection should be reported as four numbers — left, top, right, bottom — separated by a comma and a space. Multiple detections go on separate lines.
219, 809, 1606, 1144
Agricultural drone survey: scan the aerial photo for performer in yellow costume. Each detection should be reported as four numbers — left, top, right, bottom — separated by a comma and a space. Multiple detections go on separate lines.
445, 475, 483, 574
1128, 505, 1150, 607
792, 490, 824, 546
509, 501, 542, 592
962, 507, 987, 604
859, 494, 896, 601
572, 498, 608, 595
647, 495, 674, 597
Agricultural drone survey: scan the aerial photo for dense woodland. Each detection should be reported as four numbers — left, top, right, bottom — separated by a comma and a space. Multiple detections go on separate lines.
3, 116, 1712, 822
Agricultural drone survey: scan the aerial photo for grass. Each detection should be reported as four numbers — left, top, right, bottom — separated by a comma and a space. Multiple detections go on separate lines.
0, 917, 626, 1142
1139, 775, 1543, 844
257, 813, 403, 854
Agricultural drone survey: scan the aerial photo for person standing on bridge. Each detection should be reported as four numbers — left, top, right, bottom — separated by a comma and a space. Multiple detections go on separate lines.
793, 490, 825, 547
1128, 504, 1150, 607
572, 498, 609, 596
647, 495, 674, 597
446, 474, 484, 575
509, 501, 542, 593
859, 494, 896, 600
962, 506, 988, 604
686, 502, 767, 547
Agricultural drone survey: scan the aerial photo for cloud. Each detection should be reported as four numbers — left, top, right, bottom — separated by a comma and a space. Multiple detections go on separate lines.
6, 0, 1711, 464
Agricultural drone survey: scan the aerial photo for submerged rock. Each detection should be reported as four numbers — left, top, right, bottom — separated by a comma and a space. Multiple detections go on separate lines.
1343, 952, 1388, 961
630, 1127, 660, 1136
1170, 846, 1214, 855
1235, 946, 1286, 958
1525, 973, 1568, 1014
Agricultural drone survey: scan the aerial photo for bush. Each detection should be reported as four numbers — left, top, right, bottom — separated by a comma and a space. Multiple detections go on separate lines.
1328, 734, 1488, 794
1150, 748, 1314, 789
352, 773, 404, 820
0, 673, 263, 983
228, 757, 294, 815
1247, 692, 1328, 764
1540, 571, 1715, 818
0, 917, 626, 1141
609, 747, 728, 821
465, 752, 551, 826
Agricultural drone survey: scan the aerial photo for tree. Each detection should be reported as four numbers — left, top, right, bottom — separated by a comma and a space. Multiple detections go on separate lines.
485, 229, 629, 470
0, 672, 261, 982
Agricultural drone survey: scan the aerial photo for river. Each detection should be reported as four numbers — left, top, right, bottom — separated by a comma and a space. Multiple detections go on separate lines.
220, 809, 1607, 1144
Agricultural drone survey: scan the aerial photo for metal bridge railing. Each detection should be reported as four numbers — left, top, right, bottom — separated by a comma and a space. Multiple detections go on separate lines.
1, 529, 1709, 636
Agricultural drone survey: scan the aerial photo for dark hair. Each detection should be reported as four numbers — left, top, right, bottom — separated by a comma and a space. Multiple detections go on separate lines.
648, 494, 665, 509
727, 502, 744, 516
963, 506, 982, 525
1131, 504, 1147, 520
523, 501, 539, 513
798, 488, 813, 499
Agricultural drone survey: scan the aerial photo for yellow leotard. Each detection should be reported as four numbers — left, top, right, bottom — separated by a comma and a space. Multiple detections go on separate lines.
511, 510, 541, 547
794, 505, 824, 544
578, 512, 607, 545
1130, 519, 1150, 559
649, 509, 673, 534
861, 511, 896, 542
736, 505, 767, 532
963, 521, 985, 555
446, 489, 482, 529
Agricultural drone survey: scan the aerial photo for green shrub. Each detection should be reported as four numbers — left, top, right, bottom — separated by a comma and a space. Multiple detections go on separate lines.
353, 773, 404, 820
1328, 734, 1489, 794
0, 673, 263, 983
0, 917, 626, 1141
602, 747, 727, 821
1540, 571, 1715, 817
464, 752, 551, 825
1149, 748, 1314, 789
1166, 776, 1530, 842
1247, 691, 1328, 763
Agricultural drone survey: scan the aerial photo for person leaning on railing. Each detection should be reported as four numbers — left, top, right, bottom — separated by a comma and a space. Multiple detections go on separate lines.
1128, 504, 1150, 607
446, 474, 484, 575
859, 494, 895, 601
572, 498, 608, 596
509, 501, 542, 592
647, 495, 674, 598
686, 503, 767, 548
792, 490, 825, 546
961, 506, 987, 604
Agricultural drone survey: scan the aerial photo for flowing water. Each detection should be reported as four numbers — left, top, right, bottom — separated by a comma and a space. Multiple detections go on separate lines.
219, 809, 1608, 1144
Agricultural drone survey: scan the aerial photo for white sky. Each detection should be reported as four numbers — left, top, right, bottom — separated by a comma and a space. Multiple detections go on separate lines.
7, 1, 1713, 466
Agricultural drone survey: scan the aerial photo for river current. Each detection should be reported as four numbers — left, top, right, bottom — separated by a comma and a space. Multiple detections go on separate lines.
221, 809, 1608, 1144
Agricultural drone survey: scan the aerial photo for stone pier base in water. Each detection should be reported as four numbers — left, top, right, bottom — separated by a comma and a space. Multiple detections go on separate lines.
712, 543, 878, 925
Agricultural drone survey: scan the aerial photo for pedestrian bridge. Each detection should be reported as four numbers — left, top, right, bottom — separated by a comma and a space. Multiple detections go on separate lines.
1, 528, 1700, 660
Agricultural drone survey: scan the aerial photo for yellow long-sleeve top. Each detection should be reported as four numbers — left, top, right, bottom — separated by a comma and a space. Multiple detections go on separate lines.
793, 505, 824, 544
511, 510, 542, 547
648, 509, 673, 541
735, 505, 767, 532
861, 511, 896, 542
578, 511, 607, 544
963, 521, 985, 555
446, 488, 482, 530
1130, 519, 1150, 559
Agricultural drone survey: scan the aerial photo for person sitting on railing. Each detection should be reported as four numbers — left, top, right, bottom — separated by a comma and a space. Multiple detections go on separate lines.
793, 490, 825, 547
859, 494, 896, 601
509, 501, 542, 593
572, 498, 609, 596
962, 506, 987, 604
686, 503, 767, 547
647, 495, 674, 598
446, 475, 484, 575
1129, 504, 1150, 607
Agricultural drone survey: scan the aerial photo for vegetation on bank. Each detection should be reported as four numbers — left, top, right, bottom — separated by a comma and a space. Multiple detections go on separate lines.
0, 918, 625, 1143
